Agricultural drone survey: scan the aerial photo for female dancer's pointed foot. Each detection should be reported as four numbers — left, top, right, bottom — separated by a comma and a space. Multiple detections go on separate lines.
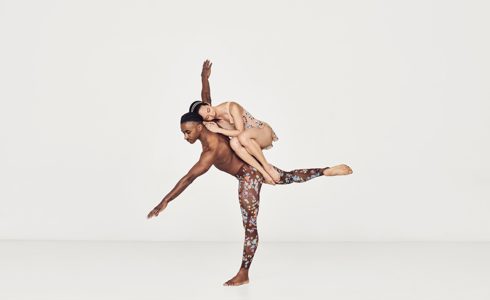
323, 164, 353, 176
265, 164, 281, 183
262, 172, 276, 185
223, 270, 250, 286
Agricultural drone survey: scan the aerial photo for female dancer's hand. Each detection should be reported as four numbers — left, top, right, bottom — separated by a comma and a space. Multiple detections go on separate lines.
147, 201, 168, 219
203, 121, 220, 133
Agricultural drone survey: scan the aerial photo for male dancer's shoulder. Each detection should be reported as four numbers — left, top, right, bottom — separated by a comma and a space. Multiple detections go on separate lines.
186, 149, 217, 180
199, 147, 218, 163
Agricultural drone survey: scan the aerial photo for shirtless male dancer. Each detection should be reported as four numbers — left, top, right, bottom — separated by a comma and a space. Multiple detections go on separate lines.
147, 112, 353, 286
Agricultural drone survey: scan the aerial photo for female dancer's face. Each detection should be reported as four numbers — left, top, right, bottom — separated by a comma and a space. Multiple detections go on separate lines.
198, 105, 215, 121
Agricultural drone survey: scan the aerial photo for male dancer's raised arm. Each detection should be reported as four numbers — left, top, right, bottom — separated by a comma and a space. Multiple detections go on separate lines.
147, 150, 215, 219
201, 59, 212, 104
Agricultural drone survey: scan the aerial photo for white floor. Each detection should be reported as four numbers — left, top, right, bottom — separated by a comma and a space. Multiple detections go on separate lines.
1, 241, 489, 300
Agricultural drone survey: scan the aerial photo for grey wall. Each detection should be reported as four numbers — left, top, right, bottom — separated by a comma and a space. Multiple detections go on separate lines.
1, 0, 489, 241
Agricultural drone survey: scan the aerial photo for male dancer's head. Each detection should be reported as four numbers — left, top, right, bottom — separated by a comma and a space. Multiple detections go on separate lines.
180, 112, 205, 144
178, 111, 247, 178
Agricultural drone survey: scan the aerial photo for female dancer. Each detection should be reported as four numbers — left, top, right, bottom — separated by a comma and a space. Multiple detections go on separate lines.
189, 100, 280, 184
190, 60, 280, 184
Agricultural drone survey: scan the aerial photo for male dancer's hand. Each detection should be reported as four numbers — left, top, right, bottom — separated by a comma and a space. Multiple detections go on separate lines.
147, 201, 168, 219
201, 59, 212, 79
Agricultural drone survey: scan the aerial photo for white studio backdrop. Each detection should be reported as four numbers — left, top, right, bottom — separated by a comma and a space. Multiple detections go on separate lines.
0, 0, 489, 242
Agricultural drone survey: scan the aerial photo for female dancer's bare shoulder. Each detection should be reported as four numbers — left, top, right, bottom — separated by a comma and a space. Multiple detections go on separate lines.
227, 101, 244, 113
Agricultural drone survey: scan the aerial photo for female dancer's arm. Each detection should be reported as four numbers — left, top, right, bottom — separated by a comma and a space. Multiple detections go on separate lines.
205, 102, 245, 136
201, 60, 212, 104
207, 125, 240, 137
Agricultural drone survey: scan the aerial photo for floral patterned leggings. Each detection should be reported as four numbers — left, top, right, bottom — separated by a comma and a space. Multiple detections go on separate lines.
234, 164, 329, 269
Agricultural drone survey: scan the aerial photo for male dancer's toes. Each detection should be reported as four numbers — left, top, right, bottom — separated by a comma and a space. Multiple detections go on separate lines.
223, 268, 250, 286
323, 164, 353, 176
265, 164, 281, 183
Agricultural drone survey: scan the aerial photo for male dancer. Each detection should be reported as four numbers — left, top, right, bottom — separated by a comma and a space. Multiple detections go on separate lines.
147, 112, 353, 286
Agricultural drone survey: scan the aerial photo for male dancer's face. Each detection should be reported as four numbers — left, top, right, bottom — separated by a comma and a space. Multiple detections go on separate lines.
180, 122, 203, 144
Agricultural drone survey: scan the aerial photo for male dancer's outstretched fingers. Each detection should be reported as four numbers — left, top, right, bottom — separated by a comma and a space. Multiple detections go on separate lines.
201, 59, 212, 78
147, 209, 157, 219
323, 164, 353, 176
147, 208, 159, 219
147, 201, 168, 219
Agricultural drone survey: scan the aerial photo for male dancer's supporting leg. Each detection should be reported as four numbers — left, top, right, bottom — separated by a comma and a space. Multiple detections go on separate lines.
223, 163, 353, 286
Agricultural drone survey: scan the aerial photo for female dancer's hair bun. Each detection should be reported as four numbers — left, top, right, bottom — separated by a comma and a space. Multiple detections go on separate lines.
189, 100, 209, 114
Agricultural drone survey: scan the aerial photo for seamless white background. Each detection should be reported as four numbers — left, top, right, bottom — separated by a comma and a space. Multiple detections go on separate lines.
1, 0, 489, 241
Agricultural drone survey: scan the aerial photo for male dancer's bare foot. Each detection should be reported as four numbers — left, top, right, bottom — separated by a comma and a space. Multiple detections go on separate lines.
323, 164, 353, 176
265, 164, 281, 183
223, 268, 249, 286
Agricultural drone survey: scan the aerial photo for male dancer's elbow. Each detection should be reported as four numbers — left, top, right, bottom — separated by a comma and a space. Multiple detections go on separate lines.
184, 166, 210, 185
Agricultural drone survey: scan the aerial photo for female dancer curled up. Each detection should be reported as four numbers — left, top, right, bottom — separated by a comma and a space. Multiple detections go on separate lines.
189, 99, 280, 185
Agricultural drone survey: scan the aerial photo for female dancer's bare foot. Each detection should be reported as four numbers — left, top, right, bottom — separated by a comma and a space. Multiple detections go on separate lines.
265, 164, 281, 183
261, 172, 276, 185
323, 164, 353, 176
223, 269, 249, 286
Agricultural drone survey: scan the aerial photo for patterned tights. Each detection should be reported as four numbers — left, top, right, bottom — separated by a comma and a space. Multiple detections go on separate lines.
234, 164, 329, 269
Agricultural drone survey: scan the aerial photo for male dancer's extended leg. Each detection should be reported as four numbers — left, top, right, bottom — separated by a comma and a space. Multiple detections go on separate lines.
224, 163, 352, 286
274, 166, 328, 184
274, 163, 353, 183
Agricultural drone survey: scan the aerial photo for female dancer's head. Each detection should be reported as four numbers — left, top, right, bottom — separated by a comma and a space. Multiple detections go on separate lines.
189, 101, 216, 121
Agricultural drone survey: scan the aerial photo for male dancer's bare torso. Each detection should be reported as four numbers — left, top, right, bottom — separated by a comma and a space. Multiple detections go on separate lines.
196, 128, 245, 177
207, 135, 244, 174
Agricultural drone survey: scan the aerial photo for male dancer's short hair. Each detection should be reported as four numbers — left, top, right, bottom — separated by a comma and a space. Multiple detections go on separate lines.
180, 112, 203, 124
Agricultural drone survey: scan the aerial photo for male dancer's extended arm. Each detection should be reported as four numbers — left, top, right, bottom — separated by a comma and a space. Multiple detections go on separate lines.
201, 59, 212, 104
147, 150, 215, 219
